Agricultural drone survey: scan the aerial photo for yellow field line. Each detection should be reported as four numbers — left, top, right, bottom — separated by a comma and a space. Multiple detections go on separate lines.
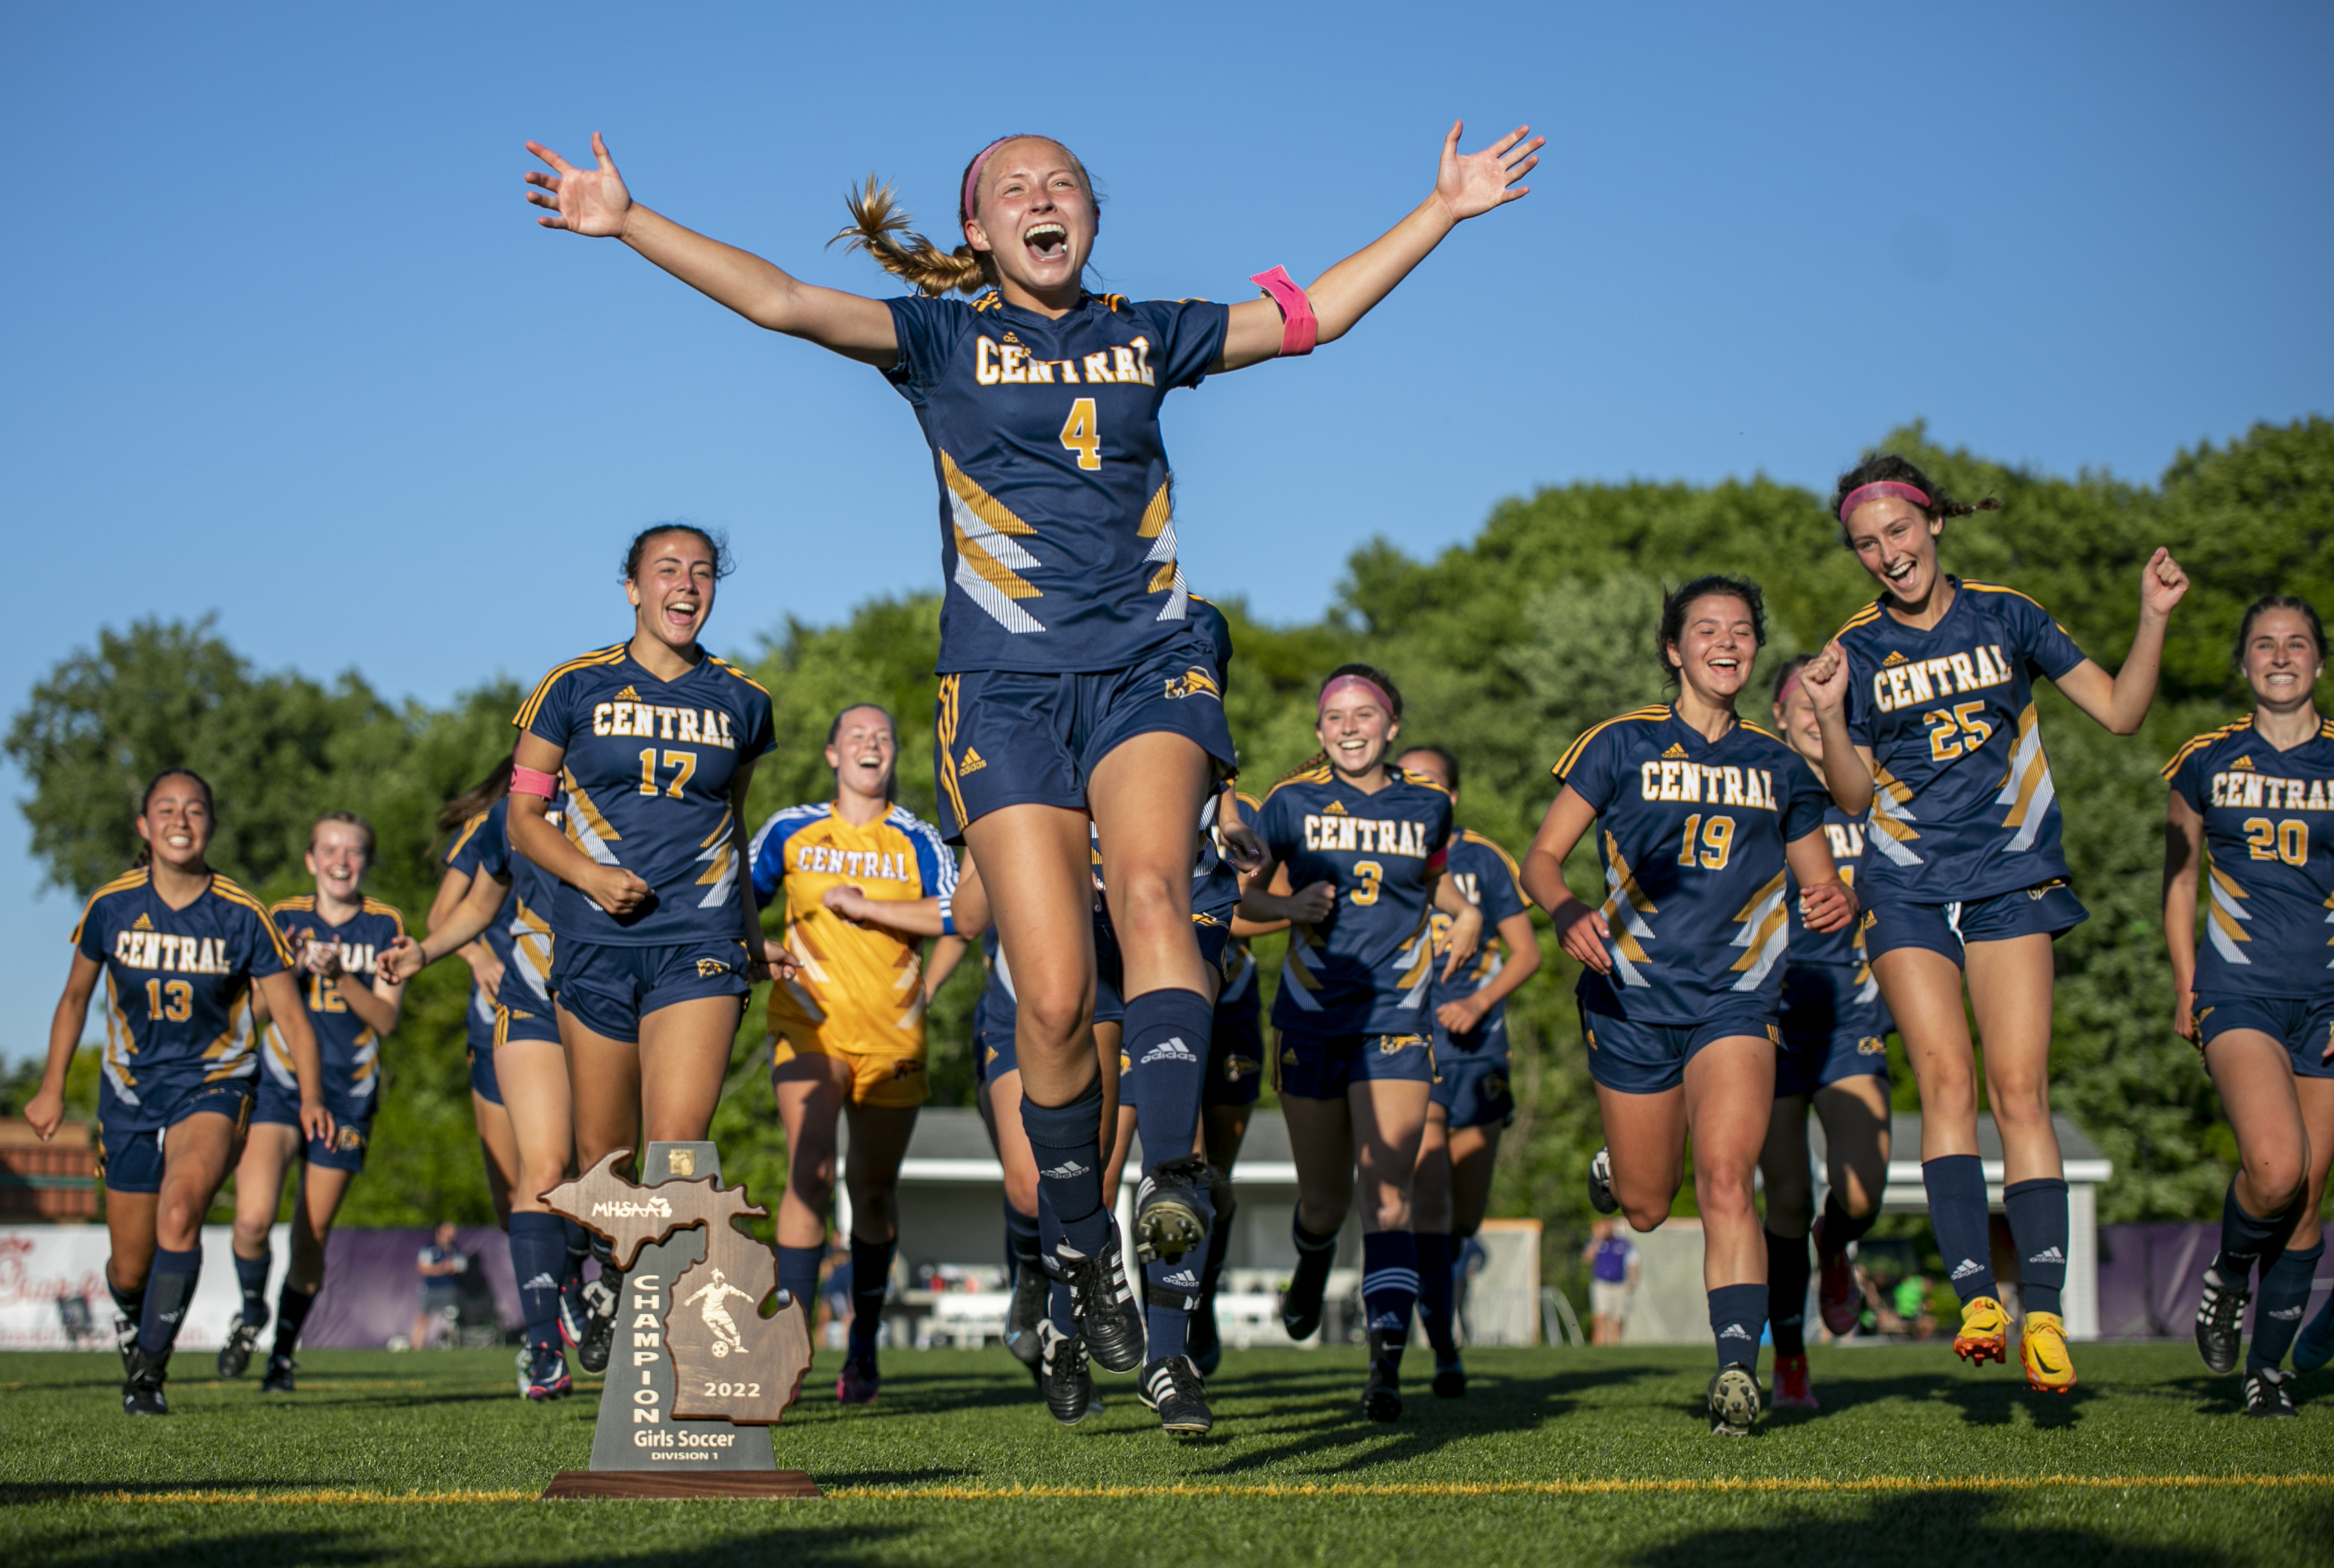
36, 1474, 2334, 1506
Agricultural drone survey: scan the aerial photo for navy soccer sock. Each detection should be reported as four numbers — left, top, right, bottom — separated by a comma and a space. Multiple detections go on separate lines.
1004, 1199, 1043, 1283
107, 1273, 146, 1336
1922, 1155, 1998, 1304
274, 1281, 320, 1357
1039, 1188, 1078, 1334
1126, 988, 1211, 1176
2250, 1241, 2326, 1371
775, 1244, 823, 1316
137, 1247, 202, 1357
2004, 1177, 2069, 1316
1709, 1281, 1766, 1369
1023, 1074, 1115, 1260
1414, 1232, 1458, 1357
234, 1247, 272, 1328
849, 1238, 894, 1358
1146, 1254, 1201, 1362
1817, 1191, 1879, 1256
2212, 1178, 2302, 1286
1766, 1229, 1812, 1358
509, 1212, 567, 1356
1197, 1187, 1234, 1303
1361, 1231, 1420, 1369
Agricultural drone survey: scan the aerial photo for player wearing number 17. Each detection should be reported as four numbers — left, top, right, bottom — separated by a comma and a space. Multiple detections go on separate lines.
520, 116, 1542, 1373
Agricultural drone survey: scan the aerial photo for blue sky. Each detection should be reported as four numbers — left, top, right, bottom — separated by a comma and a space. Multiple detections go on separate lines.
4, 2, 2330, 1061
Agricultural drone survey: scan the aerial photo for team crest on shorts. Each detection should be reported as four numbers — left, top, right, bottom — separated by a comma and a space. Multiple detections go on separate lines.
1379, 1034, 1422, 1054
1766, 1023, 1782, 1044
1486, 1075, 1510, 1100
334, 1125, 367, 1154
891, 1059, 924, 1079
696, 958, 730, 977
1163, 667, 1221, 701
1223, 1054, 1259, 1082
1281, 1047, 1299, 1066
1856, 1036, 1886, 1056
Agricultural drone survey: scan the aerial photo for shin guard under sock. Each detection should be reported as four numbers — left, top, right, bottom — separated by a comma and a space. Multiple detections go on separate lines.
509, 1213, 566, 1355
1125, 988, 1211, 1176
1414, 1232, 1458, 1356
1709, 1281, 1765, 1368
1023, 1075, 1114, 1260
849, 1238, 894, 1356
1766, 1229, 1812, 1358
1146, 1253, 1200, 1361
273, 1282, 319, 1358
138, 1247, 202, 1357
1818, 1190, 1879, 1255
2004, 1177, 2070, 1316
234, 1248, 272, 1328
1361, 1231, 1420, 1367
2250, 1240, 2325, 1372
1923, 1155, 1998, 1304
775, 1245, 823, 1315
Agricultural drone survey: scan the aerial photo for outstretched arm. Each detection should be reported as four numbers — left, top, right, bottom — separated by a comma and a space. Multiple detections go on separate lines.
1215, 121, 1543, 373
2051, 548, 2190, 735
526, 133, 900, 365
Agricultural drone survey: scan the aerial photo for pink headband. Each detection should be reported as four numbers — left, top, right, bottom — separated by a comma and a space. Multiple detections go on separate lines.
1775, 668, 1806, 704
1838, 480, 1930, 524
1319, 673, 1395, 717
962, 134, 1037, 222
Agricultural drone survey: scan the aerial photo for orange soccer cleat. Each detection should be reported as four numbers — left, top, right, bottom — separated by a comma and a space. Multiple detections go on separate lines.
1953, 1295, 2010, 1366
2018, 1311, 2077, 1393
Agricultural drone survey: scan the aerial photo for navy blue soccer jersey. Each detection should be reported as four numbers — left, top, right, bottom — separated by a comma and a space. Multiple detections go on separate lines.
514, 645, 776, 947
1429, 829, 1532, 1028
1257, 765, 1456, 1036
444, 802, 519, 1032
72, 868, 294, 1125
1794, 803, 1881, 974
882, 290, 1230, 674
262, 895, 405, 1117
2164, 715, 2334, 999
1552, 706, 1830, 1026
452, 796, 566, 1017
1834, 579, 2089, 904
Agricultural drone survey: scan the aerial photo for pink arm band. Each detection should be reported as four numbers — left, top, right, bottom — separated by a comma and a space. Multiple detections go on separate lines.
511, 766, 559, 799
1250, 265, 1318, 358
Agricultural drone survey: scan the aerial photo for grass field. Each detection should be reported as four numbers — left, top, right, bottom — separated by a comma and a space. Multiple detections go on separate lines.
5, 1343, 2331, 1566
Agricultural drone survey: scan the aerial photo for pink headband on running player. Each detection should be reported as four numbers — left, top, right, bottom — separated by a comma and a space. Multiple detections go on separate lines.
1837, 480, 1931, 523
1775, 668, 1807, 704
962, 135, 1037, 222
1319, 673, 1394, 717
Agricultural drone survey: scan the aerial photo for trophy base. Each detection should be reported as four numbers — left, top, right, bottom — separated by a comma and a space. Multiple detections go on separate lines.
542, 1470, 821, 1499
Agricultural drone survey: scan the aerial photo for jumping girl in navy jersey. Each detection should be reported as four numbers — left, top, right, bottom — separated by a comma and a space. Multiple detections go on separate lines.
1243, 666, 1483, 1422
219, 812, 406, 1394
1757, 656, 1895, 1412
1396, 745, 1541, 1400
24, 770, 328, 1416
2162, 596, 2334, 1417
522, 120, 1538, 1378
1801, 455, 2188, 1394
1524, 579, 1853, 1437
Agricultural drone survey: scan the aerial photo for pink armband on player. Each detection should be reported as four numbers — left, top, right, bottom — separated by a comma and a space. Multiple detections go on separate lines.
512, 765, 559, 800
1250, 265, 1318, 358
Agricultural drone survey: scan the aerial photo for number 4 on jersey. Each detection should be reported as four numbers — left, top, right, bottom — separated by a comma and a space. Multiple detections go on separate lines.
1059, 397, 1101, 470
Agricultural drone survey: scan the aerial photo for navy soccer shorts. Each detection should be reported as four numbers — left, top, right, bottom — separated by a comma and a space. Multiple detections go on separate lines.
551, 938, 750, 1044
1774, 963, 1891, 1098
1862, 881, 2088, 966
1578, 1001, 1778, 1095
2193, 993, 2334, 1081
1274, 1029, 1435, 1099
97, 1079, 253, 1194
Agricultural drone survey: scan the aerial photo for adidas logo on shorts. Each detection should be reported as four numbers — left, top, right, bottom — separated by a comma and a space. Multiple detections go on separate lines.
1163, 1270, 1198, 1289
522, 1272, 560, 1291
1950, 1258, 1985, 1281
2027, 1246, 2065, 1265
1040, 1160, 1090, 1180
959, 747, 988, 775
1141, 1038, 1198, 1065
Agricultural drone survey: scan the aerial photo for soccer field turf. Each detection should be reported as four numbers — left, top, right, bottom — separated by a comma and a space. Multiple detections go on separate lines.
5, 1343, 2329, 1566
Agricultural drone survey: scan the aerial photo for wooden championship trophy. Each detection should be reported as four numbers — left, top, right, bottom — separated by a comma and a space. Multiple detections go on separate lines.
538, 1141, 819, 1498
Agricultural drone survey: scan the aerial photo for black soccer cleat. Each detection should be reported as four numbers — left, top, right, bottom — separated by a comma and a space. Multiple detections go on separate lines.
1004, 1263, 1050, 1370
113, 1311, 139, 1380
1039, 1320, 1096, 1426
1281, 1241, 1336, 1343
261, 1353, 298, 1394
1432, 1353, 1467, 1399
1588, 1146, 1619, 1216
121, 1347, 169, 1417
576, 1276, 619, 1375
217, 1317, 262, 1380
1708, 1362, 1761, 1437
1361, 1354, 1403, 1423
523, 1345, 573, 1401
1134, 1156, 1213, 1265
2195, 1267, 2250, 1376
2244, 1366, 2298, 1419
1139, 1355, 1214, 1437
1058, 1234, 1145, 1374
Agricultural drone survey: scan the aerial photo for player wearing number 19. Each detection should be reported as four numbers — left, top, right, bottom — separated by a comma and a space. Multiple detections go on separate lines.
1523, 578, 1854, 1437
1799, 454, 2189, 1394
2162, 596, 2334, 1419
521, 117, 1540, 1379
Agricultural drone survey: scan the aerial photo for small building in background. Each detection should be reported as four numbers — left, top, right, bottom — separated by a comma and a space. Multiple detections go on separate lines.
0, 1118, 99, 1223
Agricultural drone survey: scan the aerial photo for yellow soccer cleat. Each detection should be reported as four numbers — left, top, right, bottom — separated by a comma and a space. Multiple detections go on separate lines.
1953, 1295, 2010, 1366
2019, 1311, 2077, 1393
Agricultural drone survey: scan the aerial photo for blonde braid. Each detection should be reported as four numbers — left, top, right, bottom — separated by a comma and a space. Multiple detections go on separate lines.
829, 176, 992, 298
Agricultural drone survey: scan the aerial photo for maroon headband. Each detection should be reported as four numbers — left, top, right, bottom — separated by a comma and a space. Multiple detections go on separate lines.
1319, 673, 1395, 717
1838, 480, 1930, 524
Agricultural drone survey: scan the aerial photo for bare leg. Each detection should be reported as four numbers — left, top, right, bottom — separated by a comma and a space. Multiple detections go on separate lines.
1412, 1103, 1455, 1235
1814, 1076, 1892, 1218
1445, 1123, 1502, 1240
1351, 1079, 1432, 1234
1759, 1094, 1814, 1239
286, 1163, 355, 1293
1873, 947, 1983, 1160
773, 1055, 850, 1250
1682, 1038, 1777, 1290
1282, 1093, 1357, 1236
1965, 935, 2062, 1183
471, 1091, 519, 1228
2205, 1031, 2313, 1217
960, 805, 1098, 1106
496, 1039, 575, 1215
984, 1072, 1040, 1216
1087, 735, 1213, 998
1595, 1081, 1687, 1235
228, 1124, 299, 1263
842, 1103, 921, 1246
638, 996, 744, 1143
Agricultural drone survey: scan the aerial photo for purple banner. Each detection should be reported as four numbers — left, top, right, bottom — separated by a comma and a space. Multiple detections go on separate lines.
304, 1226, 520, 1349
2096, 1222, 2330, 1340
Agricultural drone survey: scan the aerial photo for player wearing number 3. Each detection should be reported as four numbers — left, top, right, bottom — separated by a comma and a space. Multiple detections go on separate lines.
1797, 454, 2188, 1395
521, 118, 1542, 1388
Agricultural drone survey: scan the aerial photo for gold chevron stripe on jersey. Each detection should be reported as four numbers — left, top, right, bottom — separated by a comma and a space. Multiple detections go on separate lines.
2161, 717, 2252, 780
1867, 766, 1924, 868
2206, 861, 2253, 966
560, 771, 623, 868
203, 981, 257, 1084
941, 451, 1046, 634
1552, 708, 1673, 781
515, 645, 627, 730
935, 676, 969, 828
1278, 925, 1330, 1012
1137, 479, 1190, 619
101, 972, 138, 1103
1598, 830, 1659, 989
1726, 869, 1792, 991
1994, 702, 2057, 852
693, 806, 737, 909
508, 899, 554, 1004
1391, 909, 1438, 1011
213, 876, 298, 968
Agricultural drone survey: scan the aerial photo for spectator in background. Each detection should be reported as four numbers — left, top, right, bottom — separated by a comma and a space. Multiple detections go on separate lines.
1583, 1219, 1641, 1346
413, 1222, 468, 1351
1890, 1272, 1939, 1340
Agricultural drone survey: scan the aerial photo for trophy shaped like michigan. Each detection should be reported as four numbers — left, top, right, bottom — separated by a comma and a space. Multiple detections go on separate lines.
541, 1141, 814, 1496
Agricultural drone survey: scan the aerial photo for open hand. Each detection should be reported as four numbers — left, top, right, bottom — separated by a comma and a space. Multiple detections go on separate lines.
378, 935, 429, 984
1552, 899, 1613, 974
2141, 546, 2190, 620
1438, 904, 1485, 981
2173, 988, 2198, 1045
1435, 121, 1544, 223
301, 1099, 336, 1147
525, 132, 633, 237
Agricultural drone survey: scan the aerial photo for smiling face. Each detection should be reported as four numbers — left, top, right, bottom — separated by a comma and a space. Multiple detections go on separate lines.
962, 138, 1095, 303
1318, 692, 1399, 780
1843, 495, 1946, 606
1771, 678, 1823, 767
306, 819, 371, 903
626, 530, 720, 653
2242, 607, 2325, 712
1666, 594, 1759, 708
826, 706, 899, 804
136, 775, 212, 874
